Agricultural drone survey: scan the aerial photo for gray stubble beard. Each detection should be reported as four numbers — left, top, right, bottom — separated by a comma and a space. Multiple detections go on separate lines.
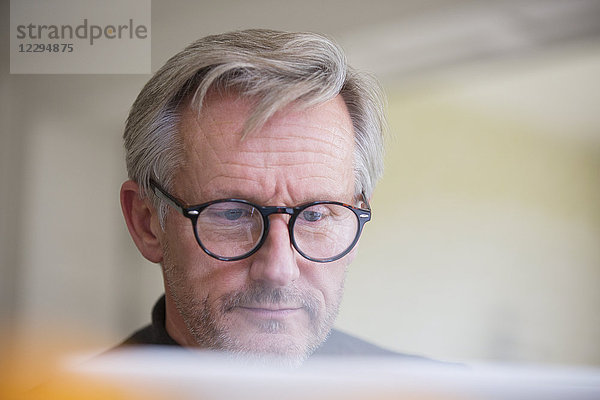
162, 242, 345, 368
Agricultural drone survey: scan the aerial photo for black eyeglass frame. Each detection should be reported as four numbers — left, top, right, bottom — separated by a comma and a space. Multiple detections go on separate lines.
149, 179, 371, 263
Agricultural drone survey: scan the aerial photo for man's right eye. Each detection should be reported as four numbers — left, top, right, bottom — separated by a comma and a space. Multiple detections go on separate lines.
202, 203, 257, 224
220, 209, 244, 220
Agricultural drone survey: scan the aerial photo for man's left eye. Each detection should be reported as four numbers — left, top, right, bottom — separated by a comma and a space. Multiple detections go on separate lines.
302, 210, 322, 222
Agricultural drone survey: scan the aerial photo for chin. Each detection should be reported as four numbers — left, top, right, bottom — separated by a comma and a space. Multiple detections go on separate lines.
227, 345, 310, 369
222, 330, 319, 369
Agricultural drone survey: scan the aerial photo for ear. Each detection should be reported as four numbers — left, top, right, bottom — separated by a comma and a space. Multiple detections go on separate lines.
120, 180, 164, 263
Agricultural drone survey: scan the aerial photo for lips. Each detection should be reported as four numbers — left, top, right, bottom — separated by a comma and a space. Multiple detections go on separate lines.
235, 305, 303, 318
219, 285, 320, 321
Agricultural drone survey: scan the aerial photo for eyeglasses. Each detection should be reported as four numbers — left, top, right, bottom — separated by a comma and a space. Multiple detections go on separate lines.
149, 180, 371, 263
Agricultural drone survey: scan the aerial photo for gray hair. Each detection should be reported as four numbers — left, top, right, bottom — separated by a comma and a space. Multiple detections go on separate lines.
124, 29, 385, 226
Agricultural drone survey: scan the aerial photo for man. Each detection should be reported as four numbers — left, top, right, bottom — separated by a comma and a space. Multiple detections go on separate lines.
119, 29, 403, 366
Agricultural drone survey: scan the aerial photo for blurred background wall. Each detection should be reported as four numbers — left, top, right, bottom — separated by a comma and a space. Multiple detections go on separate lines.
1, 0, 599, 366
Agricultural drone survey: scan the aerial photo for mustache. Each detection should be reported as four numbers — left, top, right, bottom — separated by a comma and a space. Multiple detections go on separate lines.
221, 284, 320, 320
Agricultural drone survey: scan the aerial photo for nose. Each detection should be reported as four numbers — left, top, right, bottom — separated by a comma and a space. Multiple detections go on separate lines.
249, 215, 300, 287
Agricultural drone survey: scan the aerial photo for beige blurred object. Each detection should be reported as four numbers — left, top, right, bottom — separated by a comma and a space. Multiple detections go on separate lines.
337, 42, 600, 365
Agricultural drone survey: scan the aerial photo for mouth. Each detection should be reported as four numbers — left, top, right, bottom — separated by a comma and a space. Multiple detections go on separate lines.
235, 305, 303, 318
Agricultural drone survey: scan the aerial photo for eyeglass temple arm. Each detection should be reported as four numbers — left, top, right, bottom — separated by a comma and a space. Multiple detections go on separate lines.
149, 179, 185, 215
360, 191, 371, 211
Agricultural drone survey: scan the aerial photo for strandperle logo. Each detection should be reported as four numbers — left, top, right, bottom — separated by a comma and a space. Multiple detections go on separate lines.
15, 18, 148, 45
11, 0, 151, 74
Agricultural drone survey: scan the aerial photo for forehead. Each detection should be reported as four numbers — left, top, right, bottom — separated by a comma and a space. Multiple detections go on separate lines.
176, 92, 356, 204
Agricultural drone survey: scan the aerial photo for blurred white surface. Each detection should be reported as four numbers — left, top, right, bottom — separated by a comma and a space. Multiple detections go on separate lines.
71, 348, 600, 400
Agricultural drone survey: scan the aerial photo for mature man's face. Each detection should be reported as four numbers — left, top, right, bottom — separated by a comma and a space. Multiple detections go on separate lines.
158, 92, 357, 364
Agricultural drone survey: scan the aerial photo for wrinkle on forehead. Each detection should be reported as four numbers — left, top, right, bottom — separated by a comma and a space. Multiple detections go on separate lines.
176, 93, 355, 204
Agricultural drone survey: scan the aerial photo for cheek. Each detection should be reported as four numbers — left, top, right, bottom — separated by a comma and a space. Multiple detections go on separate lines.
303, 259, 348, 307
164, 219, 202, 267
344, 246, 359, 265
163, 219, 251, 295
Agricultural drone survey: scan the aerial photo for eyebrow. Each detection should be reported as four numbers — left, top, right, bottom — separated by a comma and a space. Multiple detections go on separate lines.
201, 191, 349, 207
